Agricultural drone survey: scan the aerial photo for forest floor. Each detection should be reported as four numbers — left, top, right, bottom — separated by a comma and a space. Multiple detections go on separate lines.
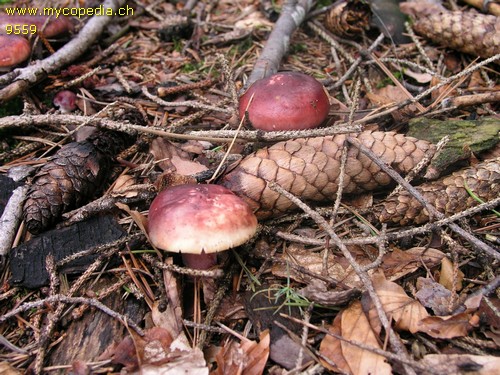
0, 0, 499, 374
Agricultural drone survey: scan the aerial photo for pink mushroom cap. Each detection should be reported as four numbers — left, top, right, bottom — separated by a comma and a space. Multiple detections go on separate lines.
0, 35, 31, 68
53, 90, 77, 113
148, 184, 258, 267
239, 71, 330, 131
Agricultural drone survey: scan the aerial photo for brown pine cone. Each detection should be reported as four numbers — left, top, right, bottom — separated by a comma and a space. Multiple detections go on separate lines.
325, 0, 371, 38
376, 158, 500, 225
221, 131, 435, 219
400, 2, 500, 58
23, 131, 132, 234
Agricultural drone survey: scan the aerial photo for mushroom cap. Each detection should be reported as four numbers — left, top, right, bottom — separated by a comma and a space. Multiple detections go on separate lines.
148, 184, 258, 254
53, 90, 77, 113
239, 71, 330, 131
0, 35, 30, 68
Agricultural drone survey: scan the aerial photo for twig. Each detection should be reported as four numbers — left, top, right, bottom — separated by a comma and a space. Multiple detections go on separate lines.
0, 0, 127, 102
142, 254, 224, 278
275, 196, 500, 247
346, 138, 500, 260
0, 113, 361, 143
246, 0, 314, 86
283, 314, 439, 374
0, 185, 28, 259
141, 86, 232, 114
268, 182, 417, 375
0, 295, 144, 335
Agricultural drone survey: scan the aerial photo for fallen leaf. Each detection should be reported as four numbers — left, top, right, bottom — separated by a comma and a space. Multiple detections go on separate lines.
415, 277, 454, 316
439, 257, 464, 291
319, 313, 352, 373
381, 247, 445, 281
417, 313, 474, 339
149, 137, 207, 175
298, 279, 361, 307
0, 362, 21, 375
211, 330, 270, 375
476, 297, 500, 330
369, 272, 429, 333
365, 85, 419, 121
111, 327, 173, 370
111, 174, 138, 197
140, 347, 208, 375
421, 354, 500, 375
271, 244, 375, 288
402, 68, 432, 83
115, 202, 149, 234
341, 301, 392, 375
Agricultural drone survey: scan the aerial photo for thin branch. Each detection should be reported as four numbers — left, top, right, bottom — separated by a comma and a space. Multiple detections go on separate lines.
347, 138, 500, 260
246, 0, 314, 86
268, 182, 417, 375
0, 295, 144, 335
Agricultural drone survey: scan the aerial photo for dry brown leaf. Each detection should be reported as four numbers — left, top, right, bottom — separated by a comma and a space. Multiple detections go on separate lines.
417, 312, 475, 339
476, 297, 500, 331
415, 277, 454, 316
149, 137, 208, 175
369, 272, 429, 333
140, 347, 208, 375
115, 202, 149, 234
111, 327, 173, 370
421, 354, 500, 375
439, 257, 464, 291
341, 301, 392, 375
382, 247, 445, 281
211, 330, 270, 375
365, 85, 418, 121
319, 313, 352, 373
152, 262, 188, 349
402, 68, 432, 83
0, 362, 21, 375
272, 244, 375, 288
111, 174, 138, 197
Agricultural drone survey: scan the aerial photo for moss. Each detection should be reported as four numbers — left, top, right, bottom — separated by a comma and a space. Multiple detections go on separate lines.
408, 117, 500, 172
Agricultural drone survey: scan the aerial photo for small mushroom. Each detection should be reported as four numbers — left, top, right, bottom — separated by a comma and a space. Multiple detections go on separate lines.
53, 90, 77, 113
148, 184, 258, 270
239, 71, 330, 131
0, 35, 31, 68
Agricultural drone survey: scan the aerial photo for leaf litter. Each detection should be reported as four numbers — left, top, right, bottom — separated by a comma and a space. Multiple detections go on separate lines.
0, 0, 499, 374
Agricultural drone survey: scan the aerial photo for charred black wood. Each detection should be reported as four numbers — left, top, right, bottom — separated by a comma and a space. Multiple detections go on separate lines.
10, 215, 126, 289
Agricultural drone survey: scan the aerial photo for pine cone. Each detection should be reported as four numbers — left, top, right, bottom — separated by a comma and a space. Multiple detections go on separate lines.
23, 131, 132, 234
400, 2, 500, 58
325, 0, 371, 38
221, 131, 435, 219
376, 158, 500, 225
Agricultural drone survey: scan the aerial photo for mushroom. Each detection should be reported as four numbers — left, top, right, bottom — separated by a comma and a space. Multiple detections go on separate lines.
148, 184, 258, 270
53, 90, 77, 113
0, 35, 30, 68
239, 71, 330, 131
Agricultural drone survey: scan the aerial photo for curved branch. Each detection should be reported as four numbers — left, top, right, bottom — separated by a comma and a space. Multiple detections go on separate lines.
246, 0, 314, 87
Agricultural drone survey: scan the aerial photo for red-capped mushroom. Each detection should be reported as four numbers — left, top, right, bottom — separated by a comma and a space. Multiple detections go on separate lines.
148, 184, 258, 270
53, 90, 77, 113
0, 35, 31, 68
239, 71, 330, 131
